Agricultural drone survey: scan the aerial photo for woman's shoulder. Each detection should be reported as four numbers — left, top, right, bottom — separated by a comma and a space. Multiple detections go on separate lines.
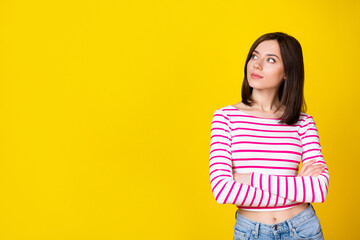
298, 112, 316, 127
231, 102, 249, 111
230, 102, 285, 119
213, 104, 236, 113
300, 111, 313, 119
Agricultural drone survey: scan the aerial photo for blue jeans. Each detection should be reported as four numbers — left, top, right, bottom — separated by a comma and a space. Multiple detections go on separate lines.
234, 203, 324, 240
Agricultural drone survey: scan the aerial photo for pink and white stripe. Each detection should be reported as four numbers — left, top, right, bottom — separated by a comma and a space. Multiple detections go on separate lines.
209, 105, 329, 212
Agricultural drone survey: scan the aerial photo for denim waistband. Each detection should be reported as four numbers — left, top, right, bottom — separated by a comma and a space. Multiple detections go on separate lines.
235, 203, 316, 235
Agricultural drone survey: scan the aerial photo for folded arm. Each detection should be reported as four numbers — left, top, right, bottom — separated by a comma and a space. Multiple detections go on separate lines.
249, 116, 330, 203
209, 110, 299, 207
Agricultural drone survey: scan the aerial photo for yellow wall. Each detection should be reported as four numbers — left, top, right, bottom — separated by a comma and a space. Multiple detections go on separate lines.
0, 0, 358, 239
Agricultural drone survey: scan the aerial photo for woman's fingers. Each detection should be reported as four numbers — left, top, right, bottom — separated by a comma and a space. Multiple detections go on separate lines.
299, 164, 321, 177
233, 173, 251, 185
297, 159, 316, 176
304, 164, 325, 177
298, 160, 325, 177
302, 163, 323, 176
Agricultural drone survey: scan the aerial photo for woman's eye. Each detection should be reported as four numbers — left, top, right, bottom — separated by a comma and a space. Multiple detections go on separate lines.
251, 54, 275, 63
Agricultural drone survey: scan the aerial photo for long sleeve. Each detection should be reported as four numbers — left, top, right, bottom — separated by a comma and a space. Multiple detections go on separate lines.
209, 109, 297, 207
250, 115, 330, 203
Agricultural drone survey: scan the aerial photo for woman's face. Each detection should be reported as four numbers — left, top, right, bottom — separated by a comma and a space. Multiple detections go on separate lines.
246, 40, 286, 91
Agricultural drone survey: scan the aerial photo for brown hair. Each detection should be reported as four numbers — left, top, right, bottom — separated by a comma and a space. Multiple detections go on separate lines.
241, 32, 307, 125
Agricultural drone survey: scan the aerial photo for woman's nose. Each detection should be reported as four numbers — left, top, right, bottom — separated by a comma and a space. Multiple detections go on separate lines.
253, 59, 262, 69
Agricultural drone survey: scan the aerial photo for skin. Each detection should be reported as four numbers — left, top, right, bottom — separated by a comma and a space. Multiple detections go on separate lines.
232, 40, 326, 224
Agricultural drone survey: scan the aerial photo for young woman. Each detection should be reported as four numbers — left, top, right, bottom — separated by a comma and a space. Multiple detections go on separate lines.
209, 32, 329, 240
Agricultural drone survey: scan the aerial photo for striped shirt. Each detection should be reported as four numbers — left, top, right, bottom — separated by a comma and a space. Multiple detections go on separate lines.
209, 105, 329, 211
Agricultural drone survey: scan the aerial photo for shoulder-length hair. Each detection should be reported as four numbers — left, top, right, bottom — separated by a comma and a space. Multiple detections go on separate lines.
241, 32, 307, 125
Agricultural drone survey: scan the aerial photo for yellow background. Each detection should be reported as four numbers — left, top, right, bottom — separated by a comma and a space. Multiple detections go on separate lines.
0, 0, 358, 239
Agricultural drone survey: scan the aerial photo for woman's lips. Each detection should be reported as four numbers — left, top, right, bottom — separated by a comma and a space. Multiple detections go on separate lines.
250, 73, 263, 79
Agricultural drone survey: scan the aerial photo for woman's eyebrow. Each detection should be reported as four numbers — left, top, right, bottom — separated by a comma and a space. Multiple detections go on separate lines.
253, 50, 280, 60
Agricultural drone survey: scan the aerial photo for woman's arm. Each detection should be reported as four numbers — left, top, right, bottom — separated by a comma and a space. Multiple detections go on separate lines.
209, 110, 297, 207
245, 116, 330, 203
234, 160, 326, 203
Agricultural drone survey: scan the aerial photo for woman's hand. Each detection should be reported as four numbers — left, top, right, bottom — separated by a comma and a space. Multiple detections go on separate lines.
233, 172, 251, 185
233, 160, 325, 185
297, 159, 326, 177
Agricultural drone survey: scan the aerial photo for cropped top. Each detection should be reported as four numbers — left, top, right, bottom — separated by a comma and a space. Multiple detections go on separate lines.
209, 105, 329, 211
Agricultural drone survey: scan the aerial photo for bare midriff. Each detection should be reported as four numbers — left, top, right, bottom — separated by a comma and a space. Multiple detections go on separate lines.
237, 203, 309, 224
